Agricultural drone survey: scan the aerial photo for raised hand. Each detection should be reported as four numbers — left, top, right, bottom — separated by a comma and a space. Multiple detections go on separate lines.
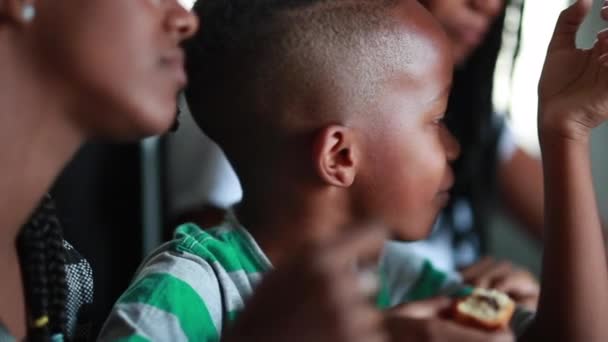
539, 0, 608, 141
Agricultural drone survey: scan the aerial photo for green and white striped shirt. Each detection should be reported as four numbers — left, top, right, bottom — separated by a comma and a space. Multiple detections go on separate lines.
99, 215, 532, 341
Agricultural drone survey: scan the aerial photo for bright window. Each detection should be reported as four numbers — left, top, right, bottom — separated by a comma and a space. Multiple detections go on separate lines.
493, 0, 572, 156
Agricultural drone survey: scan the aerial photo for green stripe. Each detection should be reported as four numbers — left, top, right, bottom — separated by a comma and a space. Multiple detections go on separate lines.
174, 224, 267, 273
452, 285, 474, 298
376, 269, 391, 309
404, 260, 448, 301
119, 273, 219, 342
224, 229, 269, 273
226, 310, 240, 323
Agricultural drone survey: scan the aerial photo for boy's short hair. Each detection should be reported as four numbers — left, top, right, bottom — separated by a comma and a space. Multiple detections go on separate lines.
185, 0, 413, 175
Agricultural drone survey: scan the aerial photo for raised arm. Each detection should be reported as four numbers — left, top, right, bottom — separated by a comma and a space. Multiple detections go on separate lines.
498, 148, 545, 239
521, 1, 608, 340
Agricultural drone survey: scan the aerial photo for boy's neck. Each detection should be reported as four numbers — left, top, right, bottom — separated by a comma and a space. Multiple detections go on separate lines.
238, 187, 353, 267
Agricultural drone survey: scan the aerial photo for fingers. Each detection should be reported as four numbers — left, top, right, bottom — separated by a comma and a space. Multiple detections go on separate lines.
461, 257, 514, 288
598, 29, 608, 66
327, 223, 387, 268
493, 270, 539, 297
438, 320, 515, 342
388, 296, 453, 319
493, 271, 540, 310
550, 0, 593, 50
332, 294, 386, 342
309, 225, 386, 298
305, 251, 386, 342
474, 261, 513, 288
460, 257, 496, 282
461, 258, 540, 310
357, 267, 380, 297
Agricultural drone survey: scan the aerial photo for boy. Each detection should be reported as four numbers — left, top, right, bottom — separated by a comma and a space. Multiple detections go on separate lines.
101, 0, 608, 341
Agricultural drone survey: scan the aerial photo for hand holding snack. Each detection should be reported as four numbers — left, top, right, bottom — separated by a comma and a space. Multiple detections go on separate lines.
386, 296, 515, 342
452, 288, 516, 331
460, 257, 539, 311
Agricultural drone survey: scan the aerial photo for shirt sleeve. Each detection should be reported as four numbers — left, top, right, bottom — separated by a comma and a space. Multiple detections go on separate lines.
98, 251, 223, 342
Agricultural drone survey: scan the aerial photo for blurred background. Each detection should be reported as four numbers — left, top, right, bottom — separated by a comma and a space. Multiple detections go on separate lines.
490, 0, 608, 275
50, 0, 608, 336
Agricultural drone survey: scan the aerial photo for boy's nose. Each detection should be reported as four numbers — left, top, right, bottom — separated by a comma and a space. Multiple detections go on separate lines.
442, 126, 461, 162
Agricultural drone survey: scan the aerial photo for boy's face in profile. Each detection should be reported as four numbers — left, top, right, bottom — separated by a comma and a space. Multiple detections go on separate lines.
355, 1, 459, 241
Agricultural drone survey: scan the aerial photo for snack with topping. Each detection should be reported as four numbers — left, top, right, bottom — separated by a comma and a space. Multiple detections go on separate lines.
452, 288, 515, 331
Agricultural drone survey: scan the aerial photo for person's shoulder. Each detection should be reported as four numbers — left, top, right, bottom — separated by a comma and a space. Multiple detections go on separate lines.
173, 216, 272, 274
107, 222, 233, 313
100, 237, 225, 342
100, 218, 266, 341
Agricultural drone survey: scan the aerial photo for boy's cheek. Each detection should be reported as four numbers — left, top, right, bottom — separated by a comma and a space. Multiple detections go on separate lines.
386, 182, 444, 240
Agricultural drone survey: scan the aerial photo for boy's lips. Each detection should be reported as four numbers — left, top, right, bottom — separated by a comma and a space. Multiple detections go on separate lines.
439, 169, 455, 193
436, 170, 454, 207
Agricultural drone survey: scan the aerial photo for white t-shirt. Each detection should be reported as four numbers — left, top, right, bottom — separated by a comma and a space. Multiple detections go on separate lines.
166, 100, 242, 217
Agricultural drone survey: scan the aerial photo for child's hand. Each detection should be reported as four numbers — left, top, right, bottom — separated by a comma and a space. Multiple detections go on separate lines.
386, 297, 514, 342
386, 297, 452, 319
460, 257, 539, 311
539, 0, 608, 141
224, 227, 388, 342
386, 316, 514, 342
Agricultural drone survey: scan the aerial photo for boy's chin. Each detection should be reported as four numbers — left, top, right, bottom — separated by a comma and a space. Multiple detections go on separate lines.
390, 220, 436, 242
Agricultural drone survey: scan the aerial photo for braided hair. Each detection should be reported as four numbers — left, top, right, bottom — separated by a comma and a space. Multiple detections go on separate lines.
443, 0, 525, 253
17, 194, 68, 342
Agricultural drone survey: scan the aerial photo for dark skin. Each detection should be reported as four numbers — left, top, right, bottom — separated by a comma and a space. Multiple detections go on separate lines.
386, 297, 513, 342
225, 227, 388, 342
460, 257, 538, 311
417, 0, 542, 307
0, 0, 197, 337
1, 0, 388, 341
424, 0, 606, 308
521, 0, 608, 340
420, 0, 545, 244
400, 1, 608, 340
236, 0, 512, 340
241, 0, 608, 341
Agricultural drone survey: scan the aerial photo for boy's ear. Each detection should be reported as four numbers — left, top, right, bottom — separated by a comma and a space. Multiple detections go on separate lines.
313, 125, 359, 188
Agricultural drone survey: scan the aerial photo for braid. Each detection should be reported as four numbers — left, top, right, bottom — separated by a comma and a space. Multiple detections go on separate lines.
46, 214, 67, 337
443, 0, 524, 253
17, 195, 68, 341
17, 218, 50, 342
